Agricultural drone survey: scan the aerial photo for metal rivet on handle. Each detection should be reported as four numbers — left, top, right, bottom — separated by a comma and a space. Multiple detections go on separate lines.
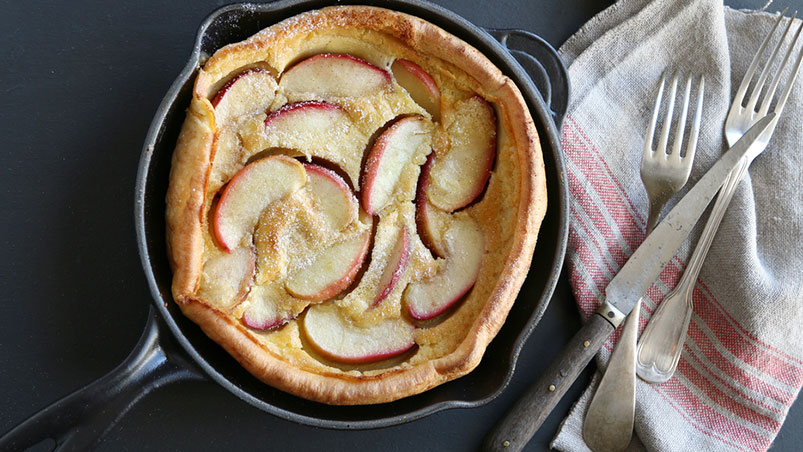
503, 441, 510, 447
583, 341, 590, 347
548, 384, 556, 392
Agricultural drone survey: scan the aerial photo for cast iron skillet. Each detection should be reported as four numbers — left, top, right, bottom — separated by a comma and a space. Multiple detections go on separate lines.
0, 0, 569, 449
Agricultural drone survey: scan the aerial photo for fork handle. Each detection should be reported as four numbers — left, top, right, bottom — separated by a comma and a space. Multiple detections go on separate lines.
636, 158, 749, 383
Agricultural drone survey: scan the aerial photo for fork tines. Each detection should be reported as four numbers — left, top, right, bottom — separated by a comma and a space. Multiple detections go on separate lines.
645, 72, 705, 162
737, 9, 803, 117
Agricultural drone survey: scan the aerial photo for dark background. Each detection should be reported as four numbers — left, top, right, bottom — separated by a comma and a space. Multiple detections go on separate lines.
1, 0, 800, 450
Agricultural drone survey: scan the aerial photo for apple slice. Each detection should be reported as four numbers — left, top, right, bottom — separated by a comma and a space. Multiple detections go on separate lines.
280, 54, 392, 97
262, 100, 360, 152
404, 216, 484, 320
263, 100, 347, 129
373, 227, 410, 307
391, 59, 440, 119
242, 302, 294, 330
285, 230, 371, 301
304, 163, 357, 231
241, 285, 309, 331
198, 247, 256, 311
211, 69, 277, 126
208, 126, 243, 191
361, 116, 431, 215
414, 153, 449, 258
302, 302, 416, 364
426, 96, 496, 212
213, 155, 306, 252
253, 197, 299, 284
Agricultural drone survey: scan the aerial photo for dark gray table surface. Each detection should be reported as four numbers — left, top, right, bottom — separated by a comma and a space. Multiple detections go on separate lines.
1, 0, 800, 450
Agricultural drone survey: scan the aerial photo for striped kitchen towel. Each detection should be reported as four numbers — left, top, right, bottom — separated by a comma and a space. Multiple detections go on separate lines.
550, 0, 803, 451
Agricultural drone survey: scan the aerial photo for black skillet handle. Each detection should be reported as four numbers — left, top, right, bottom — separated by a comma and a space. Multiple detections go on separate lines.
0, 307, 204, 451
483, 314, 614, 452
486, 28, 569, 129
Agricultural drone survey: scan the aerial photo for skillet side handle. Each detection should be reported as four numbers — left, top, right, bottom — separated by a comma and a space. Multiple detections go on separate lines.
0, 307, 204, 451
486, 28, 570, 128
483, 313, 613, 452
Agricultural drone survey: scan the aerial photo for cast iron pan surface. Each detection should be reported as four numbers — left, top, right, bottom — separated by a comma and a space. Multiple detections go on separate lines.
138, 0, 570, 425
0, 0, 568, 448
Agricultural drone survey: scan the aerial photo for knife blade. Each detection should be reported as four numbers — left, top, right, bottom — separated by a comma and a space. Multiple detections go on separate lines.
602, 118, 772, 319
482, 112, 776, 452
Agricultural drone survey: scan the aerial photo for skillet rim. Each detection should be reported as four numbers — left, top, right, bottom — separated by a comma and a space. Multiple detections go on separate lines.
134, 0, 569, 429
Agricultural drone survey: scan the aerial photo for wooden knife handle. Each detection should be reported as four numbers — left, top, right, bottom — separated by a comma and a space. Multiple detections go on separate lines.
483, 313, 615, 452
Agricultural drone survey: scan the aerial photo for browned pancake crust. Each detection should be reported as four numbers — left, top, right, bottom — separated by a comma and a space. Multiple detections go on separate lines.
166, 5, 546, 405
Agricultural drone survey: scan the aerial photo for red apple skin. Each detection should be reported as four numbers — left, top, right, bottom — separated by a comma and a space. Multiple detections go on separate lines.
391, 59, 441, 119
457, 97, 496, 209
226, 248, 257, 307
212, 205, 231, 253
312, 341, 416, 365
212, 155, 304, 252
393, 59, 439, 99
288, 231, 372, 302
372, 227, 410, 307
303, 163, 350, 189
264, 100, 343, 127
302, 162, 357, 230
407, 277, 476, 321
404, 216, 484, 321
286, 53, 392, 85
426, 95, 496, 212
211, 68, 271, 108
212, 167, 253, 253
360, 115, 426, 216
242, 312, 294, 331
414, 153, 445, 258
302, 304, 417, 365
406, 251, 480, 321
199, 246, 257, 311
240, 286, 309, 331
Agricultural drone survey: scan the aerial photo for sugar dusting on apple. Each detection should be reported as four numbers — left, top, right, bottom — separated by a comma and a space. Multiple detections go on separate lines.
258, 100, 366, 184
212, 155, 306, 252
372, 226, 411, 307
403, 216, 485, 320
212, 68, 278, 126
426, 95, 496, 212
209, 69, 279, 191
281, 53, 393, 98
360, 115, 432, 216
200, 51, 498, 366
414, 153, 450, 258
285, 229, 371, 302
302, 302, 416, 365
241, 284, 311, 331
198, 247, 256, 312
391, 59, 441, 119
304, 163, 357, 231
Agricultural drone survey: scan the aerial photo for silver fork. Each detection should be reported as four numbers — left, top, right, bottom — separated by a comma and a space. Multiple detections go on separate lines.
637, 10, 803, 384
583, 72, 704, 452
641, 73, 704, 232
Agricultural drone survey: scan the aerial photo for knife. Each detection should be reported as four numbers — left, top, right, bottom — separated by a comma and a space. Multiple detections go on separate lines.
483, 113, 776, 452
